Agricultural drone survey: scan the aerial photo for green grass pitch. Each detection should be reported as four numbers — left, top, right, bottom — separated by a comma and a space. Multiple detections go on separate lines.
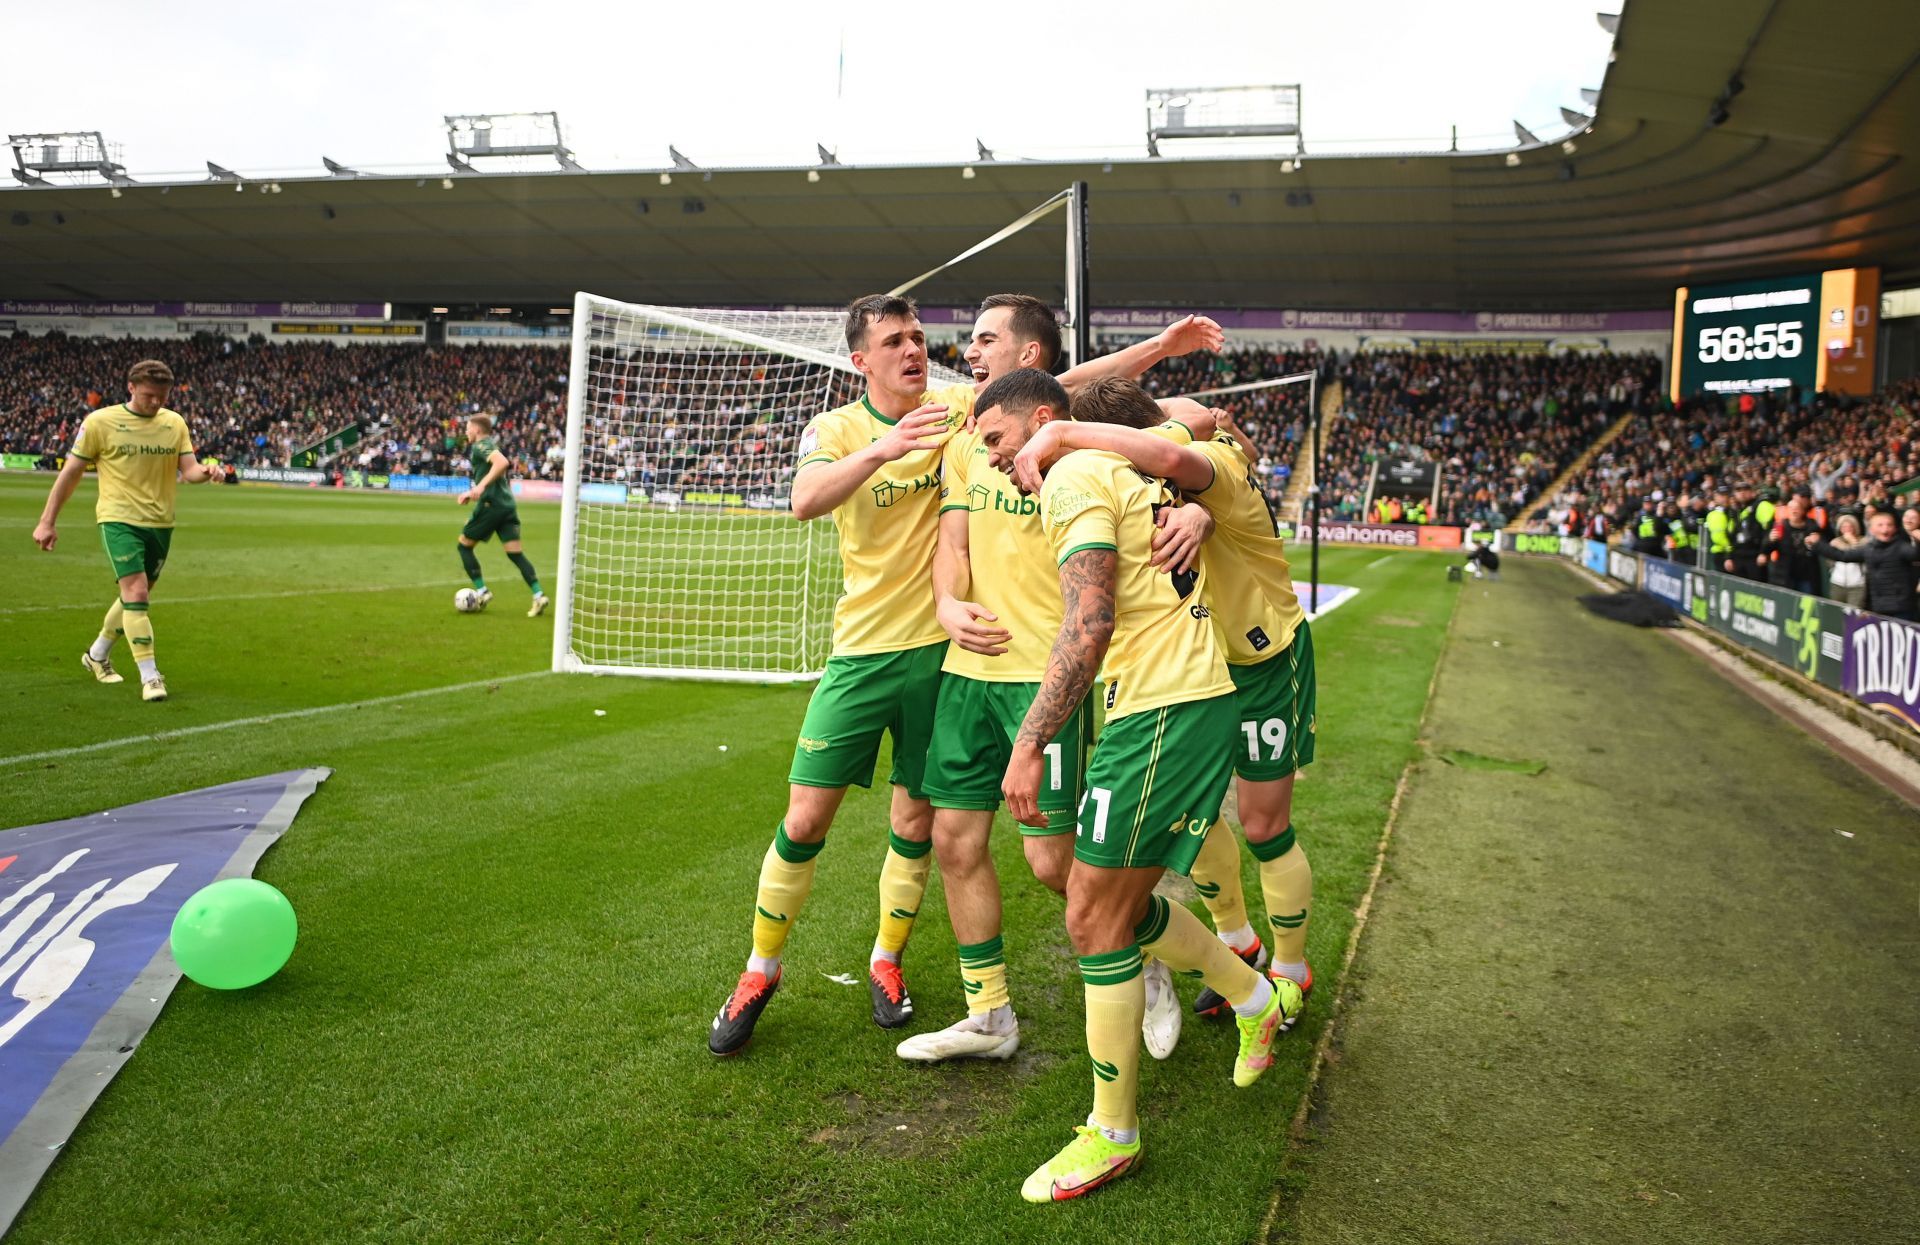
1, 473, 1454, 1243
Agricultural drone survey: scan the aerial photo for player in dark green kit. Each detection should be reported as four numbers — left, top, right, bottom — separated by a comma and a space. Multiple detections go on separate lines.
456, 414, 548, 616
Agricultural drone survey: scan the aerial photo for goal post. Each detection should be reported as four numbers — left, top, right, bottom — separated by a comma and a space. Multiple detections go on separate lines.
551, 294, 968, 682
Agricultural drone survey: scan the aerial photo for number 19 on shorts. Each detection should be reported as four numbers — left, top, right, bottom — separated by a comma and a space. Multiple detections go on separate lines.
1243, 718, 1287, 762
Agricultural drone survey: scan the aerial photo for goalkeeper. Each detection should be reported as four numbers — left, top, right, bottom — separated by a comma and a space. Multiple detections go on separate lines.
455, 414, 548, 617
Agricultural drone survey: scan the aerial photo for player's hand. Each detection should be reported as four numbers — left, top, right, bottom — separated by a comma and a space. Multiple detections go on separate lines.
1152, 503, 1213, 574
1805, 531, 1821, 544
874, 404, 949, 462
205, 463, 227, 483
32, 521, 57, 551
1002, 743, 1047, 829
1011, 422, 1067, 496
1156, 314, 1225, 359
457, 490, 475, 505
939, 597, 1012, 656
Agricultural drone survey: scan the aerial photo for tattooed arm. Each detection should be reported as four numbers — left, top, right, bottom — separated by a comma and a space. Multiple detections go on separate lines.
1002, 548, 1117, 827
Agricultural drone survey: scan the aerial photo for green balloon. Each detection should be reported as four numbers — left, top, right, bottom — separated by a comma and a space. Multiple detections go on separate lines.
170, 878, 298, 990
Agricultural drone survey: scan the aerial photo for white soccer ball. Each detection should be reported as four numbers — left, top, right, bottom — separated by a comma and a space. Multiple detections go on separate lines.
454, 588, 481, 613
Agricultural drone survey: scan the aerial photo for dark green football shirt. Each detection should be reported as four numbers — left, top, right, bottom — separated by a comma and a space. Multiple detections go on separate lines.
470, 436, 514, 507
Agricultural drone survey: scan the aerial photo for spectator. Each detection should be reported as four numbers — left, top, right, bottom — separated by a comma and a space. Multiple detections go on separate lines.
1813, 511, 1920, 620
1825, 513, 1870, 609
1766, 494, 1825, 595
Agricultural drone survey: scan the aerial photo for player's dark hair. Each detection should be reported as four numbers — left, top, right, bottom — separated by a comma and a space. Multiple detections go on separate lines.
977, 293, 1062, 371
127, 359, 174, 386
1069, 377, 1163, 430
976, 367, 1069, 423
845, 293, 920, 352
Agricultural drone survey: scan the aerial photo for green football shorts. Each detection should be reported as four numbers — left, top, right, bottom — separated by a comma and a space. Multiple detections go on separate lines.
789, 641, 948, 797
1229, 618, 1318, 781
99, 522, 172, 583
921, 675, 1092, 835
462, 502, 522, 544
1074, 692, 1237, 873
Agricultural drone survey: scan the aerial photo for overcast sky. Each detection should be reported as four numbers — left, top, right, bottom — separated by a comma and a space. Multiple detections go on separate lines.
8, 0, 1612, 178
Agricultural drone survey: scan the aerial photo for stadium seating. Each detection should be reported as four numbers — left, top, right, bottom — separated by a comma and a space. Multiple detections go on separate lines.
4, 334, 1909, 533
1549, 378, 1920, 526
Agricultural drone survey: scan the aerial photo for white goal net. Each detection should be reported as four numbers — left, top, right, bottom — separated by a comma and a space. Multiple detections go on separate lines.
552, 293, 970, 681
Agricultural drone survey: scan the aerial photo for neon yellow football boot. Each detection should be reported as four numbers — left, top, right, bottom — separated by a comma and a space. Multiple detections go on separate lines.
1020, 1125, 1142, 1203
1233, 976, 1304, 1087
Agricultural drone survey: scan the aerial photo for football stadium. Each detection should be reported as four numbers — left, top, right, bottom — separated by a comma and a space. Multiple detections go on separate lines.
3, 2, 1919, 1241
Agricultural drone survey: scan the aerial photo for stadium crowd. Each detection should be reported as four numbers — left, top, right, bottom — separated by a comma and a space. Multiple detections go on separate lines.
6, 330, 1915, 613
1323, 349, 1665, 528
0, 333, 569, 480
1541, 378, 1920, 617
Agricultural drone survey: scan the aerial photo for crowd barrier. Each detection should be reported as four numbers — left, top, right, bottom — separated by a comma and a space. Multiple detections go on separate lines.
1575, 541, 1918, 734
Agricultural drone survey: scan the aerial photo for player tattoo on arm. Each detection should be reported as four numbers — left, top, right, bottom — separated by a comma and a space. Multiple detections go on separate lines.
1017, 548, 1117, 751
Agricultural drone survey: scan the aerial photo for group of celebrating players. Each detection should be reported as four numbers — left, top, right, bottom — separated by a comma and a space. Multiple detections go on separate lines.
707, 293, 1322, 1203
28, 295, 1322, 1205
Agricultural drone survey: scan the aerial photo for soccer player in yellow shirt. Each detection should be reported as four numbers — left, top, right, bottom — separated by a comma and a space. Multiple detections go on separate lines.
1017, 378, 1319, 1026
710, 295, 1227, 1055
708, 294, 965, 1054
32, 359, 227, 703
976, 369, 1303, 1202
898, 296, 1220, 1064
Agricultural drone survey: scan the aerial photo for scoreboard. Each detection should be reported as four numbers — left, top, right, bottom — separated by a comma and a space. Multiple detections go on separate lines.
1670, 267, 1879, 402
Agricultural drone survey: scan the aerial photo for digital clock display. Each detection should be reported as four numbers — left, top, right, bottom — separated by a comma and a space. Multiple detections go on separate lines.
1670, 268, 1880, 402
1670, 274, 1819, 400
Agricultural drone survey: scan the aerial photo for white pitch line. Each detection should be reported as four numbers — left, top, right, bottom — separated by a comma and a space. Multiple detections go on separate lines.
0, 670, 551, 768
1367, 555, 1396, 569
0, 583, 436, 615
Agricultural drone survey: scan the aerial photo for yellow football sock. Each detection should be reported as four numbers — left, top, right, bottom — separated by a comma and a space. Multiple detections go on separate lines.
1135, 893, 1260, 1008
121, 601, 154, 666
874, 831, 932, 959
1250, 826, 1312, 963
958, 935, 1010, 1014
99, 600, 126, 649
750, 824, 821, 961
1080, 946, 1145, 1134
1189, 819, 1250, 939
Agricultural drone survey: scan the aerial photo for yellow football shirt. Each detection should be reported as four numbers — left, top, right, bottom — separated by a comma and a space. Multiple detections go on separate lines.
1041, 448, 1233, 719
938, 426, 1060, 681
1187, 437, 1306, 665
69, 405, 195, 528
795, 383, 973, 656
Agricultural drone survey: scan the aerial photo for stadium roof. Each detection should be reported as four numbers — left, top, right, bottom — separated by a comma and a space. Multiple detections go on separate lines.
4, 0, 1917, 313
